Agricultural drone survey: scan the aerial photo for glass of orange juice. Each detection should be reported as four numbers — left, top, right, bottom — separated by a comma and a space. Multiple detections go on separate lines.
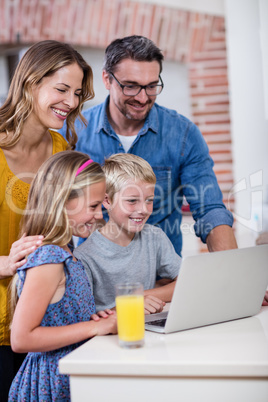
115, 282, 145, 348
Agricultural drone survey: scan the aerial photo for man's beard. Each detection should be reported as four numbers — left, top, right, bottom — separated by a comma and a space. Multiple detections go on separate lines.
117, 99, 154, 121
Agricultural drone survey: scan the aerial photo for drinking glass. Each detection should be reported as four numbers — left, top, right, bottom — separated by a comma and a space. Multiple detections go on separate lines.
115, 282, 145, 348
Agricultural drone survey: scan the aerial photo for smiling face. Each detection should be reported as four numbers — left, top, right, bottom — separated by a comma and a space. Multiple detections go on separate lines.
103, 59, 161, 123
103, 179, 155, 243
66, 180, 106, 238
31, 62, 84, 131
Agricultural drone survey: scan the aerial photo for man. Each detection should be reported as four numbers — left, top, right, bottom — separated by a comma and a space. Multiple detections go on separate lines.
60, 35, 237, 255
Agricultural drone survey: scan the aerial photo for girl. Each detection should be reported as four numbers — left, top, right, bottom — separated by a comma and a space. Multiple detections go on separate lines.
0, 39, 94, 398
8, 150, 117, 401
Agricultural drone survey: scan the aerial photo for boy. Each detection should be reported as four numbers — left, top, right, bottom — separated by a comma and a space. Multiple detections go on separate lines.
74, 154, 181, 314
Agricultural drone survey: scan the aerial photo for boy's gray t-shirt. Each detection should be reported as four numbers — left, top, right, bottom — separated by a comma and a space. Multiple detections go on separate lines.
74, 224, 181, 312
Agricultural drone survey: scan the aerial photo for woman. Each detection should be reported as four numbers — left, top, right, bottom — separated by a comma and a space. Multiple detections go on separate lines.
0, 40, 94, 400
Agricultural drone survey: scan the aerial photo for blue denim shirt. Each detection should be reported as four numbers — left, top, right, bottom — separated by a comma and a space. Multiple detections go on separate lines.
60, 97, 233, 255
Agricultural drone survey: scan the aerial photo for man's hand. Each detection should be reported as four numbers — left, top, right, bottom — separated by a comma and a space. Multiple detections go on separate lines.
262, 291, 268, 306
256, 232, 268, 245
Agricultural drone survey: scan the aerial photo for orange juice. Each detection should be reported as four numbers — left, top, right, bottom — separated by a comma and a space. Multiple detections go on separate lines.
116, 294, 145, 342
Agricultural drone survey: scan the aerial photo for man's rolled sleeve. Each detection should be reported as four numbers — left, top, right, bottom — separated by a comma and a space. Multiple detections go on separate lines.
194, 208, 234, 243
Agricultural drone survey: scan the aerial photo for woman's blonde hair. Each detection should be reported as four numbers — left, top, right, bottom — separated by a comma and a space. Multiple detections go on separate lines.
103, 153, 156, 202
0, 40, 94, 149
9, 150, 105, 320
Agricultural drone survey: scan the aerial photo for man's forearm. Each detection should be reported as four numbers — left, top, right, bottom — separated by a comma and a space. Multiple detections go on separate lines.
206, 225, 238, 252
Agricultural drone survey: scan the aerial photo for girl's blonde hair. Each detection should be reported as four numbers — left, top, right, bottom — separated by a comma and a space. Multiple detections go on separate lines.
20, 150, 105, 245
103, 153, 156, 202
0, 40, 94, 149
9, 150, 105, 319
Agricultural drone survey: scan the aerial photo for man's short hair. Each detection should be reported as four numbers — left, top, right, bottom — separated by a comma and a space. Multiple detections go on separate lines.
103, 35, 164, 74
103, 153, 156, 202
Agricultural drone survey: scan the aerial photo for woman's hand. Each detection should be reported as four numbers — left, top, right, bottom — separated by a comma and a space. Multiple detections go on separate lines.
0, 234, 43, 278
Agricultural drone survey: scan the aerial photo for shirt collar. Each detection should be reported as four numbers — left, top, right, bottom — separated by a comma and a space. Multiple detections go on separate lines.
145, 103, 158, 134
96, 96, 159, 136
95, 96, 112, 135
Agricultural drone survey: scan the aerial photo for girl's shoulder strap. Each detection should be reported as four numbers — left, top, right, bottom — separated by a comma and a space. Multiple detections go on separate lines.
17, 244, 72, 271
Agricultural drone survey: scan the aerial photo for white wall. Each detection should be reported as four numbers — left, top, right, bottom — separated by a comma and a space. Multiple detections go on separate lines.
76, 48, 107, 109
0, 56, 9, 104
224, 0, 268, 247
157, 60, 192, 119
132, 0, 225, 16
259, 0, 268, 119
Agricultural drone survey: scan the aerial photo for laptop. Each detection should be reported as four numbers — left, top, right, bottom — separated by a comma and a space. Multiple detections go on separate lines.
145, 244, 268, 333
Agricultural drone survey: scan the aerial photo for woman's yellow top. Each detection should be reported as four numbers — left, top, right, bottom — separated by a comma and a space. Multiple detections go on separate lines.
0, 130, 68, 345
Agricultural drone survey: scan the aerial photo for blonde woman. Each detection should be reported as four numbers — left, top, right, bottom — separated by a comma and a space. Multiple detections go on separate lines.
0, 40, 94, 399
8, 151, 117, 401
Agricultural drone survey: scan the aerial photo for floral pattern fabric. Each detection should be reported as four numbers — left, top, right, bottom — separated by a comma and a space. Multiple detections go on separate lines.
8, 245, 95, 401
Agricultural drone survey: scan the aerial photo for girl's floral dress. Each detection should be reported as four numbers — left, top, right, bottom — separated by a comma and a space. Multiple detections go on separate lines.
8, 245, 95, 402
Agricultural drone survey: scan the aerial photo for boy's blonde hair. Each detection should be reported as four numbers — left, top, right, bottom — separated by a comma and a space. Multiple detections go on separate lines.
103, 153, 156, 202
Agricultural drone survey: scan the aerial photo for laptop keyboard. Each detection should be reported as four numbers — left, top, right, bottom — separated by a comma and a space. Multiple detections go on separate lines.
146, 318, 167, 327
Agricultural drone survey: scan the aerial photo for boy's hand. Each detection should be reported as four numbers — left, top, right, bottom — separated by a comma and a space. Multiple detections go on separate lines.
91, 309, 115, 321
144, 295, 165, 315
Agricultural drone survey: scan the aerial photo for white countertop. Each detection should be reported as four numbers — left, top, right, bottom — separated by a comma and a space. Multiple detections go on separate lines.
60, 306, 268, 378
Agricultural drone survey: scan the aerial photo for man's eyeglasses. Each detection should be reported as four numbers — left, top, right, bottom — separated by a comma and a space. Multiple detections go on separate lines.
110, 73, 164, 97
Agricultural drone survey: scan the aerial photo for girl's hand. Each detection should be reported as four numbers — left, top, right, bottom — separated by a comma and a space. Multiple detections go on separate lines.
91, 309, 115, 321
94, 313, 117, 336
2, 234, 43, 277
144, 295, 165, 315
